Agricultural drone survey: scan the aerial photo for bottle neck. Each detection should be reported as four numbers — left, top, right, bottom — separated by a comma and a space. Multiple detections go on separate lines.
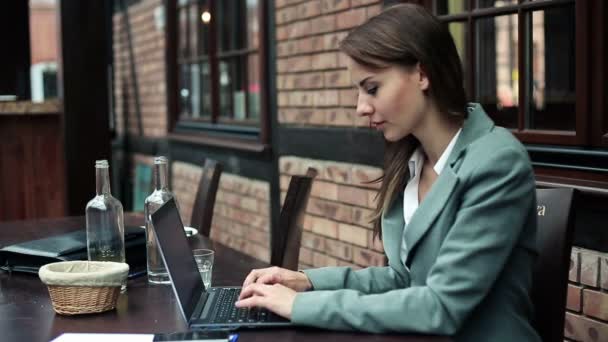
95, 167, 111, 196
154, 162, 169, 191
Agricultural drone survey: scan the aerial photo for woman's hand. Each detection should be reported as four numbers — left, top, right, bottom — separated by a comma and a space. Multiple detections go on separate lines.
235, 283, 297, 320
239, 266, 312, 299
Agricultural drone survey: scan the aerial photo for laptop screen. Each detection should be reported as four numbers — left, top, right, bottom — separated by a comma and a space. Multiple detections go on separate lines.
151, 198, 205, 321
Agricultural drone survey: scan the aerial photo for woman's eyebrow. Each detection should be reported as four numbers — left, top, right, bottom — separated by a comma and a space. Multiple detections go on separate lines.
358, 76, 373, 88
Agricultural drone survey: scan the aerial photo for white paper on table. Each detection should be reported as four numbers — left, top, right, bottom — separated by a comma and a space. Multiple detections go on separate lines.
51, 333, 154, 342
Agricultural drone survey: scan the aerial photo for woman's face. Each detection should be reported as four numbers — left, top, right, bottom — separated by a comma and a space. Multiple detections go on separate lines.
348, 58, 430, 142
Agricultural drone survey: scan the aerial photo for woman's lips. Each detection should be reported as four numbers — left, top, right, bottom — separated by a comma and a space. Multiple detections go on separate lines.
372, 121, 386, 130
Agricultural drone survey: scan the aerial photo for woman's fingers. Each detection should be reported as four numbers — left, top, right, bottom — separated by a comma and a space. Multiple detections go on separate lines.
242, 269, 262, 288
256, 272, 281, 285
239, 283, 270, 300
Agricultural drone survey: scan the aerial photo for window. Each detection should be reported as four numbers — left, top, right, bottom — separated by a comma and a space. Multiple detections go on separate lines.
170, 0, 268, 144
432, 0, 587, 145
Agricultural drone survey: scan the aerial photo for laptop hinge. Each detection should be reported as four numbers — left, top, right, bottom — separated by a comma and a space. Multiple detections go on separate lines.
190, 290, 209, 323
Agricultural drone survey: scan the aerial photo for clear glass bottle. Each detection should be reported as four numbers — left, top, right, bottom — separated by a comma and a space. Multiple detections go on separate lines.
86, 160, 126, 289
144, 156, 176, 284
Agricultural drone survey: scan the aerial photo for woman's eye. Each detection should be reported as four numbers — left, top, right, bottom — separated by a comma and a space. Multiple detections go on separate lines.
366, 87, 378, 95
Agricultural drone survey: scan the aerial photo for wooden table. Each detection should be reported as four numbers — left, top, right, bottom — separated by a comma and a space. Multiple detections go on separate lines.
0, 215, 450, 342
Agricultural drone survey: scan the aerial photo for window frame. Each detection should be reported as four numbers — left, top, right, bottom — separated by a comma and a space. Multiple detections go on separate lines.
165, 0, 270, 151
427, 0, 589, 146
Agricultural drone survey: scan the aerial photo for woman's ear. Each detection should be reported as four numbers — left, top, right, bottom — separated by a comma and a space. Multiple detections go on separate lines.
416, 63, 430, 91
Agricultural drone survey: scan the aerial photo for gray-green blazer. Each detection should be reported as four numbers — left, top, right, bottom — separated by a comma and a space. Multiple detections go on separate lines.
292, 104, 541, 342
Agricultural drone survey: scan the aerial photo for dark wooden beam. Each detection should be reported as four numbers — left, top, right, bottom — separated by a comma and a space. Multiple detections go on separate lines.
58, 0, 112, 215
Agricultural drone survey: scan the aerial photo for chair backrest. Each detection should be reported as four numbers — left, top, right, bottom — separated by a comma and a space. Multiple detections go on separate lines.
190, 159, 223, 237
532, 188, 577, 342
270, 168, 317, 270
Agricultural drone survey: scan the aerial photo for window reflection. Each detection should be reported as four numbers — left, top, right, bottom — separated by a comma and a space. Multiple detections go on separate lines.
436, 0, 466, 16
528, 5, 575, 131
476, 14, 519, 128
476, 0, 517, 9
29, 0, 58, 102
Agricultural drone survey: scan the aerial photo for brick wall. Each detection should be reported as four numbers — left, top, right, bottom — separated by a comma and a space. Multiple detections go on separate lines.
172, 161, 271, 263
566, 247, 608, 341
279, 156, 385, 270
113, 0, 167, 137
276, 0, 382, 127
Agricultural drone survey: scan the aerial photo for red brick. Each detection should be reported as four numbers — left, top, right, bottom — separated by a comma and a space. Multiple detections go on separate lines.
351, 0, 380, 6
339, 88, 357, 106
353, 246, 386, 267
296, 37, 313, 54
338, 260, 362, 269
336, 7, 367, 30
322, 0, 350, 13
310, 14, 336, 34
353, 207, 374, 229
288, 20, 312, 39
324, 238, 353, 261
320, 162, 349, 183
324, 69, 351, 87
581, 251, 600, 287
326, 108, 355, 126
601, 257, 608, 290
307, 197, 353, 223
240, 197, 258, 212
352, 165, 382, 188
311, 216, 339, 239
301, 232, 325, 251
367, 189, 379, 208
278, 92, 290, 106
583, 289, 608, 321
312, 52, 339, 70
338, 223, 368, 247
570, 249, 581, 282
310, 35, 325, 52
314, 90, 340, 107
299, 247, 314, 265
277, 58, 289, 73
311, 180, 339, 201
567, 284, 582, 312
289, 55, 313, 72
564, 312, 608, 341
279, 156, 304, 175
289, 91, 315, 106
297, 0, 321, 19
338, 185, 369, 207
276, 6, 298, 25
366, 3, 382, 19
313, 251, 340, 267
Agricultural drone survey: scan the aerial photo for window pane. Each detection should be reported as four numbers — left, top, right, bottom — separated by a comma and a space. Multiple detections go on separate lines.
29, 0, 59, 102
199, 62, 212, 118
179, 64, 192, 117
217, 0, 246, 52
178, 8, 189, 58
219, 57, 247, 120
436, 0, 466, 16
476, 0, 517, 9
476, 14, 519, 128
247, 0, 259, 49
189, 3, 198, 58
448, 22, 467, 78
248, 54, 260, 119
198, 0, 210, 55
527, 5, 575, 131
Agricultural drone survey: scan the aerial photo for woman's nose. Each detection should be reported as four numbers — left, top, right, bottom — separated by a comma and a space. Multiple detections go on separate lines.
356, 97, 373, 117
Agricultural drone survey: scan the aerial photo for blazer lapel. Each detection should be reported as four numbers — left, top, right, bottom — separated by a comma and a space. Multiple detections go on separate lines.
381, 193, 408, 277
403, 167, 459, 264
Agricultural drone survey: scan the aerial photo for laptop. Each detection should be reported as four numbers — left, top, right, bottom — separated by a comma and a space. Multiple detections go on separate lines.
151, 197, 292, 329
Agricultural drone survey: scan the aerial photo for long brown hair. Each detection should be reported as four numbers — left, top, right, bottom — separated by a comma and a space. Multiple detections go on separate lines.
339, 4, 468, 239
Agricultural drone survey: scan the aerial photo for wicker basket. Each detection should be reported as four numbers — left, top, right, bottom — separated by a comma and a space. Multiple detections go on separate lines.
39, 261, 129, 315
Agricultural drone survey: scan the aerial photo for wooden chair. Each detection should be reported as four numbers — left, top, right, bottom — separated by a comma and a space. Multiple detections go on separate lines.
190, 159, 223, 238
270, 167, 317, 270
532, 188, 577, 342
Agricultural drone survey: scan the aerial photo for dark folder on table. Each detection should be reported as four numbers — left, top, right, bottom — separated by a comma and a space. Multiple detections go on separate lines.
0, 226, 146, 276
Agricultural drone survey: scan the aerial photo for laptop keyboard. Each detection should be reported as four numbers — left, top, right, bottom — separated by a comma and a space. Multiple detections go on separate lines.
207, 287, 284, 324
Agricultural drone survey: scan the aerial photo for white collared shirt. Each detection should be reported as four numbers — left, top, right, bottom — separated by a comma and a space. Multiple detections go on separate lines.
400, 129, 462, 266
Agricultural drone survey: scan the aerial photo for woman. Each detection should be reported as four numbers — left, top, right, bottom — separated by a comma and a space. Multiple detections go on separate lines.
236, 4, 540, 341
